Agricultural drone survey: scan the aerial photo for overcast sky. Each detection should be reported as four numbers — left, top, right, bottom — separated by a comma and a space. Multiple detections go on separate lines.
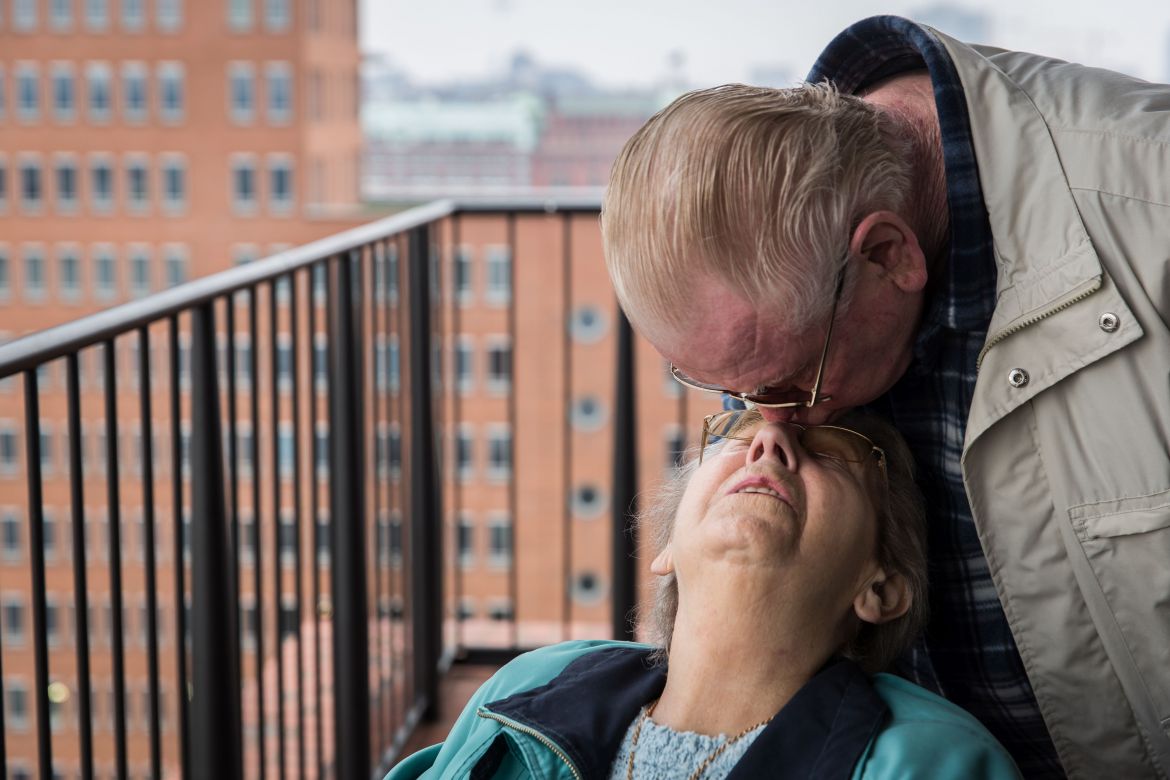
361, 1, 1170, 89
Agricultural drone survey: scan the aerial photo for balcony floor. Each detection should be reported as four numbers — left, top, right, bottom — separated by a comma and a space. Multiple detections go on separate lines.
399, 663, 499, 760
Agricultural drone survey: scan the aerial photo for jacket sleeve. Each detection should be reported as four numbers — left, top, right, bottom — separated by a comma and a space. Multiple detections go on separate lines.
385, 744, 443, 779
854, 721, 1023, 780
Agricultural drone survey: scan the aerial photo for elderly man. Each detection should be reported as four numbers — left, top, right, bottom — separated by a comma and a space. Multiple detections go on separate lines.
602, 15, 1170, 780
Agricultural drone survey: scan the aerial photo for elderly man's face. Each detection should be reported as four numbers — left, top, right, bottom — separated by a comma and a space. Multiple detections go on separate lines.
652, 268, 923, 425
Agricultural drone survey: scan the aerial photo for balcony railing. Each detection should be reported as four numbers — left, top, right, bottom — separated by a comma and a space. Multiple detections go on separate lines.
0, 196, 705, 779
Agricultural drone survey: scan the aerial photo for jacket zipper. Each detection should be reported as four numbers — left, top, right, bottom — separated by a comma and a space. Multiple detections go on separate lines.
476, 707, 584, 780
975, 277, 1101, 371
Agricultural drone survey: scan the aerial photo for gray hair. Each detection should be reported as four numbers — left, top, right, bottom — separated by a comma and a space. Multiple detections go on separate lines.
602, 82, 913, 341
637, 410, 927, 674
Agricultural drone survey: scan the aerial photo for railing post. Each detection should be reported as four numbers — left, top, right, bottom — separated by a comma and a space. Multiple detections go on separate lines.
611, 311, 638, 641
408, 225, 442, 720
328, 251, 371, 778
189, 302, 244, 779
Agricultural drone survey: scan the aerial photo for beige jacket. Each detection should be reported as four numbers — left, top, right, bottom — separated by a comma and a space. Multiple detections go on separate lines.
933, 30, 1170, 779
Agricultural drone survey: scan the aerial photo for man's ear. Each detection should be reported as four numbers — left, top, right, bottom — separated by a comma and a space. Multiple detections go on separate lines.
650, 545, 674, 576
853, 568, 912, 625
849, 210, 928, 294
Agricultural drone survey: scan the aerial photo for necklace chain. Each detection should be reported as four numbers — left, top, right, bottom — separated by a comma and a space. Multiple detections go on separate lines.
625, 699, 773, 780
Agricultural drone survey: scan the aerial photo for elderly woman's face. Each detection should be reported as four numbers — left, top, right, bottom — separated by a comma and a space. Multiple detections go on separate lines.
665, 414, 885, 606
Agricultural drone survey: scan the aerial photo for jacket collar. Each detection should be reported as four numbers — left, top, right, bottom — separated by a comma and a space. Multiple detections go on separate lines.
482, 646, 888, 780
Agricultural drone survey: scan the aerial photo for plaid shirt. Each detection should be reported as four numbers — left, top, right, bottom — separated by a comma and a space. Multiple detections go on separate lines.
805, 16, 1065, 777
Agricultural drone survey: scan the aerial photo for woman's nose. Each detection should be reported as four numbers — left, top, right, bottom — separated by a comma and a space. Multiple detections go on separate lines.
746, 423, 800, 470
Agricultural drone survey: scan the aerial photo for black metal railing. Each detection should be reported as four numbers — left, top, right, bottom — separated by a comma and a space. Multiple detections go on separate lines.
0, 196, 668, 779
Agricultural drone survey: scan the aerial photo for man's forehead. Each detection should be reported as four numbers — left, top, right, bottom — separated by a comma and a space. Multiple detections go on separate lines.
654, 283, 811, 390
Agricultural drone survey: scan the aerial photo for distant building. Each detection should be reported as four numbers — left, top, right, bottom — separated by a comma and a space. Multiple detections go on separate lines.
532, 93, 670, 188
363, 95, 543, 200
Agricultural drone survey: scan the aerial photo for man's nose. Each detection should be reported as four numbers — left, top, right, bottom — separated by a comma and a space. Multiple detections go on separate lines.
747, 423, 800, 470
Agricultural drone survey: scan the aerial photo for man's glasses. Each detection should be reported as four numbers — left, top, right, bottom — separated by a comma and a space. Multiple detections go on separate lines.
670, 269, 846, 408
699, 410, 887, 481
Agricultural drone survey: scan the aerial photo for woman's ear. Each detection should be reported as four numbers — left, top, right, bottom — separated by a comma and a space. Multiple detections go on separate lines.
650, 545, 674, 576
853, 568, 911, 625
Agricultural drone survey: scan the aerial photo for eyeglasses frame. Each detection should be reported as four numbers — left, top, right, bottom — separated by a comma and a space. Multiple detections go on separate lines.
698, 411, 887, 483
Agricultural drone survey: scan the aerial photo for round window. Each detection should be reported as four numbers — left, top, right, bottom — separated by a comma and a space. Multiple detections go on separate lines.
571, 484, 607, 519
571, 570, 606, 605
569, 306, 608, 344
570, 395, 607, 431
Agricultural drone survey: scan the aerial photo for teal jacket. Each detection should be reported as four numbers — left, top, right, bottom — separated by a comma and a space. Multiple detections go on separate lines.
388, 640, 1022, 779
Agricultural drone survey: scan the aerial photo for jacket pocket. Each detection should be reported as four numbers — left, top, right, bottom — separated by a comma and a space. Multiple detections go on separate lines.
1069, 490, 1170, 736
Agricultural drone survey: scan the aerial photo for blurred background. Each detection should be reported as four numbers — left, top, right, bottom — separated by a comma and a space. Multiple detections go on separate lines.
0, 2, 1167, 779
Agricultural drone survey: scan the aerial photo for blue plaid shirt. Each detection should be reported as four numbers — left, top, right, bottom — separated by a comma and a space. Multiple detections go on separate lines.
806, 16, 1064, 777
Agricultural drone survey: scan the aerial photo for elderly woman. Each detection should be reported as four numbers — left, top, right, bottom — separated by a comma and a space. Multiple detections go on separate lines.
389, 410, 1020, 779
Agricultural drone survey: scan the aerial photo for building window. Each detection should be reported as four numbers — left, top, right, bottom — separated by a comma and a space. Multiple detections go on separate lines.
2, 510, 21, 560
485, 340, 512, 394
264, 0, 288, 30
51, 62, 76, 122
488, 601, 514, 621
486, 427, 512, 482
231, 156, 257, 213
314, 424, 328, 477
50, 0, 73, 28
53, 157, 78, 213
279, 512, 295, 565
58, 246, 81, 301
17, 63, 40, 122
6, 680, 29, 731
90, 155, 114, 211
268, 155, 293, 212
161, 154, 186, 213
121, 0, 145, 30
0, 159, 6, 213
570, 396, 607, 432
265, 62, 292, 123
13, 0, 37, 29
86, 62, 112, 123
157, 62, 185, 123
453, 247, 473, 304
571, 484, 607, 519
128, 245, 151, 297
0, 250, 8, 301
457, 515, 474, 568
122, 62, 148, 123
93, 244, 117, 299
163, 244, 188, 288
570, 305, 608, 344
228, 62, 254, 123
487, 516, 512, 567
485, 246, 512, 305
455, 426, 474, 481
2, 597, 25, 645
86, 0, 110, 29
23, 245, 46, 299
19, 157, 42, 213
571, 571, 605, 605
157, 0, 183, 30
227, 0, 252, 30
0, 426, 21, 472
125, 155, 150, 212
45, 599, 63, 646
455, 339, 473, 394
0, 67, 7, 121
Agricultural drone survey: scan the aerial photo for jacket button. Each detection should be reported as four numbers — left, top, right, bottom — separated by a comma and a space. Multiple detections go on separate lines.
1099, 312, 1120, 332
1007, 368, 1029, 388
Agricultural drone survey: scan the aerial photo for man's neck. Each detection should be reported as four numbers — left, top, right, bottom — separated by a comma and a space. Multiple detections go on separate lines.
651, 570, 843, 737
862, 71, 951, 277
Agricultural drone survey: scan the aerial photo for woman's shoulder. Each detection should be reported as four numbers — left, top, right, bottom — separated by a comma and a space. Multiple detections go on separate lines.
857, 674, 1023, 779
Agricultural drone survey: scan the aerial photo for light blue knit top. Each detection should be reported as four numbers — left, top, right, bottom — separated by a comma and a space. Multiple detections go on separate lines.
606, 707, 767, 780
